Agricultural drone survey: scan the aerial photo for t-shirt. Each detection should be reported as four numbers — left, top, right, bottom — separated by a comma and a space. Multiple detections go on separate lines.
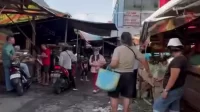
2, 43, 15, 60
89, 54, 106, 73
59, 50, 77, 70
163, 55, 188, 90
82, 61, 88, 69
42, 48, 51, 66
112, 45, 144, 73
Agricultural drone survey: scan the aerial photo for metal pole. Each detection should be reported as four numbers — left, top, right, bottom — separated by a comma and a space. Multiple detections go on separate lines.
140, 0, 143, 26
76, 31, 79, 56
64, 19, 68, 43
117, 3, 119, 37
102, 40, 105, 56
31, 16, 36, 55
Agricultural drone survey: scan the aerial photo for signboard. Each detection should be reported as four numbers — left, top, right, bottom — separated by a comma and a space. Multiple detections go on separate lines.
123, 10, 140, 26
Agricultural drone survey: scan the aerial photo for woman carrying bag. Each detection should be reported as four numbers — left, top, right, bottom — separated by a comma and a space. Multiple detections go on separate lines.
108, 32, 151, 112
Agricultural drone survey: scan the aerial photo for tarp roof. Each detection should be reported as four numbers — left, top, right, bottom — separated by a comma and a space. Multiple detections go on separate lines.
0, 0, 70, 25
68, 18, 117, 36
141, 0, 200, 43
1, 17, 117, 45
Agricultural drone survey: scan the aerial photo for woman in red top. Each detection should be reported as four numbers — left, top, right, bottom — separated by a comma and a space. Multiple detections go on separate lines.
39, 44, 51, 85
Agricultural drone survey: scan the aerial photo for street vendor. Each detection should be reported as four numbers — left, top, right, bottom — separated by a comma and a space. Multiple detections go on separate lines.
153, 38, 188, 112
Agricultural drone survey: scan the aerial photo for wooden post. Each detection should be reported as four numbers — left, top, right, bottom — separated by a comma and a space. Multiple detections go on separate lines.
64, 19, 68, 43
25, 39, 30, 49
31, 16, 36, 56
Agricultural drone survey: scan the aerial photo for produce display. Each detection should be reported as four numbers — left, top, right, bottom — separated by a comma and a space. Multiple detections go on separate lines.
149, 63, 167, 79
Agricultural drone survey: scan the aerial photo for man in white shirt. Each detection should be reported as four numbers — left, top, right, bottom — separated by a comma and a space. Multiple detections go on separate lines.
59, 47, 77, 90
132, 35, 140, 98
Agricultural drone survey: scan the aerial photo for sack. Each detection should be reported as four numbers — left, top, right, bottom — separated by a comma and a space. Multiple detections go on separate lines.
96, 68, 120, 91
149, 64, 167, 79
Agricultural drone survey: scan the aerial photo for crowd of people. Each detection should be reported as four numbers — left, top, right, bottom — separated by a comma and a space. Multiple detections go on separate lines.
2, 31, 189, 112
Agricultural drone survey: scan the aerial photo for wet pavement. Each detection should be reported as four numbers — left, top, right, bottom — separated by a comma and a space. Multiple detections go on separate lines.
0, 78, 152, 112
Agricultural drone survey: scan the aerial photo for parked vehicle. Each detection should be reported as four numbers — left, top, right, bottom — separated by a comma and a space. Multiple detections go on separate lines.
51, 64, 71, 94
10, 52, 32, 96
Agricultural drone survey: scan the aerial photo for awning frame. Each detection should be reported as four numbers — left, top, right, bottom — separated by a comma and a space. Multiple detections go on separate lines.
0, 0, 70, 17
140, 0, 200, 44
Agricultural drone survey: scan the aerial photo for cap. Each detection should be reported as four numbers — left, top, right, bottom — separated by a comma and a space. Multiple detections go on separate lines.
167, 38, 183, 47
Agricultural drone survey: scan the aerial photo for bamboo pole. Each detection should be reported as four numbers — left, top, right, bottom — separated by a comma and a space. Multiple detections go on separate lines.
31, 16, 36, 56
64, 19, 68, 43
6, 14, 34, 45
0, 5, 6, 15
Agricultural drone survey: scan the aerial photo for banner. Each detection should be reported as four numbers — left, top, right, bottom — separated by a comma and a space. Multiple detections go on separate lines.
123, 10, 140, 26
123, 0, 158, 26
159, 0, 170, 7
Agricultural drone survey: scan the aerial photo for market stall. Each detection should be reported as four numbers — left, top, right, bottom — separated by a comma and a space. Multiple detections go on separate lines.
140, 0, 200, 111
0, 0, 70, 83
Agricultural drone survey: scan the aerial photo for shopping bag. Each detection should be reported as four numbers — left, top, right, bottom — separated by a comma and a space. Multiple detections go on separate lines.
96, 68, 120, 91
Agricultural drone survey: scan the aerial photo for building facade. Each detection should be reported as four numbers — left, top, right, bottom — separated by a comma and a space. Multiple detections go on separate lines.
112, 0, 159, 37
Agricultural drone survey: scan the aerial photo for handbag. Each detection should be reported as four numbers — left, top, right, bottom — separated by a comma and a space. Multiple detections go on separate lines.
96, 67, 120, 92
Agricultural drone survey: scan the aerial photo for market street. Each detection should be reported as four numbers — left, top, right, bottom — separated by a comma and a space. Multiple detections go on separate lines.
0, 78, 152, 112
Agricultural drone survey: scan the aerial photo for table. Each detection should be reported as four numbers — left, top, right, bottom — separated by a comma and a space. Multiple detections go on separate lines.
182, 66, 200, 112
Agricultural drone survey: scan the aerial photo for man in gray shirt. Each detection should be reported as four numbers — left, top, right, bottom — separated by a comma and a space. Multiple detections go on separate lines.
59, 47, 77, 90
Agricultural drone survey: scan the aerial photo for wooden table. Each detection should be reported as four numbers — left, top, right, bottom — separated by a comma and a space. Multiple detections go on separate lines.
182, 66, 200, 112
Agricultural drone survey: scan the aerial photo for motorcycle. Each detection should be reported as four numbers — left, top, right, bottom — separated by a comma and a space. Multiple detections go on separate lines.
10, 52, 32, 96
51, 64, 71, 94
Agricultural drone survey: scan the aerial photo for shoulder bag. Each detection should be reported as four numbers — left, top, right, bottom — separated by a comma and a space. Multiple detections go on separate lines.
124, 45, 138, 60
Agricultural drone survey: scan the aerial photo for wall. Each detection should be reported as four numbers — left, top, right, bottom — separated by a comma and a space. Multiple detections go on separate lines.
112, 0, 124, 27
112, 0, 159, 37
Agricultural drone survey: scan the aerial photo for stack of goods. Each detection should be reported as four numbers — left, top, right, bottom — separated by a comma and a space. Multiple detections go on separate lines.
138, 63, 167, 99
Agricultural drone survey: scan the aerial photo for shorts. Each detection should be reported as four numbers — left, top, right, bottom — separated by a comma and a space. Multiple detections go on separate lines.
132, 69, 138, 98
41, 65, 50, 73
108, 72, 135, 98
153, 87, 184, 112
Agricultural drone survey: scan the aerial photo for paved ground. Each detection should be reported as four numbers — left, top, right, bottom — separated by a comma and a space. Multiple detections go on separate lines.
0, 77, 152, 112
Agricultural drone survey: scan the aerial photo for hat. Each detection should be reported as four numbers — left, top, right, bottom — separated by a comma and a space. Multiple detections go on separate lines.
167, 38, 183, 47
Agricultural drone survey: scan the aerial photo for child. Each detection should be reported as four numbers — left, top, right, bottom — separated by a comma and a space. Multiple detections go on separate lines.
80, 57, 89, 81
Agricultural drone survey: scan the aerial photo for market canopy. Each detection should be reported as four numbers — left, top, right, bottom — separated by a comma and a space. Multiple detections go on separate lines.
68, 18, 117, 36
141, 0, 200, 43
0, 0, 70, 25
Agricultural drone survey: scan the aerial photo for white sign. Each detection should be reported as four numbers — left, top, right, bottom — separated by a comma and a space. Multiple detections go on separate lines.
123, 10, 141, 26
